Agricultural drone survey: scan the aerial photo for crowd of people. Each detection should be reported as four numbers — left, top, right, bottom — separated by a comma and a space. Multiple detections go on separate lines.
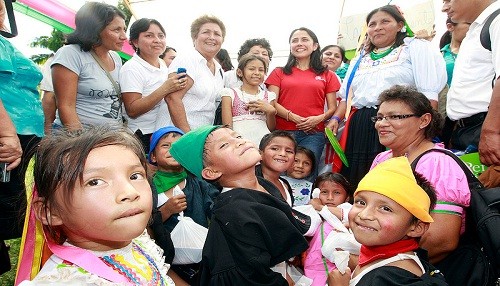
1, 0, 499, 285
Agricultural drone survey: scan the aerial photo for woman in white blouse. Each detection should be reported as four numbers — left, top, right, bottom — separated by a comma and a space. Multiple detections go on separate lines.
166, 15, 226, 132
120, 18, 185, 152
326, 4, 447, 187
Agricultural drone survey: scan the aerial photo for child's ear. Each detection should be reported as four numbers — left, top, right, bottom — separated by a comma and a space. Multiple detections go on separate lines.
33, 198, 63, 226
406, 220, 429, 238
201, 167, 222, 181
150, 152, 158, 164
236, 68, 243, 78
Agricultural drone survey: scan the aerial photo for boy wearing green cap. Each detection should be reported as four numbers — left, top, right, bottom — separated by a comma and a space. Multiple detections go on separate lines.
170, 125, 317, 286
148, 126, 219, 284
327, 157, 447, 286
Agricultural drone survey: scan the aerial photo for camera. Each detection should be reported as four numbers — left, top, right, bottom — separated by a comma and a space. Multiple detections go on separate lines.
0, 162, 10, 183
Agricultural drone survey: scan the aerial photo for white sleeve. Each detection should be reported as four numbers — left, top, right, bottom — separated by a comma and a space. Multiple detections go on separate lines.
220, 87, 236, 103
119, 61, 145, 94
409, 38, 447, 101
319, 206, 349, 233
292, 205, 322, 236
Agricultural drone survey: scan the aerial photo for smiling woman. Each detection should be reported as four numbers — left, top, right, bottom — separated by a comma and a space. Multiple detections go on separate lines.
165, 14, 226, 132
119, 18, 187, 152
326, 4, 447, 188
50, 1, 127, 130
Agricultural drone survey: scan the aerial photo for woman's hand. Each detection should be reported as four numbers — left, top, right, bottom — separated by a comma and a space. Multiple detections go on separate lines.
158, 193, 187, 222
296, 114, 324, 132
0, 135, 22, 170
326, 119, 340, 135
162, 73, 188, 95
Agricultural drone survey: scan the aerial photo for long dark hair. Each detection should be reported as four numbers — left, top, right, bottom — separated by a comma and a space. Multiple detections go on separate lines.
365, 5, 408, 53
283, 27, 326, 75
66, 2, 125, 52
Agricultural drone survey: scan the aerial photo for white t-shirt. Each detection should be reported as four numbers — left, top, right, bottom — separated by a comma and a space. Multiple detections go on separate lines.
224, 69, 242, 88
51, 45, 123, 127
168, 48, 225, 129
120, 53, 170, 134
446, 1, 500, 120
40, 55, 54, 92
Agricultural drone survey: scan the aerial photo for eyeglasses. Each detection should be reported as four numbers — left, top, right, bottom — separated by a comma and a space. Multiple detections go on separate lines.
370, 114, 418, 123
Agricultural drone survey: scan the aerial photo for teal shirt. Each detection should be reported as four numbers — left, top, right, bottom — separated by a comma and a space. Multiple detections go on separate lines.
0, 36, 44, 136
335, 63, 349, 81
441, 44, 456, 87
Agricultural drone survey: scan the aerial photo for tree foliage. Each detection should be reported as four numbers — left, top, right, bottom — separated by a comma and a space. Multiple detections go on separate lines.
117, 0, 132, 27
29, 28, 64, 64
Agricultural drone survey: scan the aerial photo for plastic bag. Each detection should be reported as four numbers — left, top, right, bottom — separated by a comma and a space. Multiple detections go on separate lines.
321, 231, 361, 274
170, 188, 208, 264
171, 216, 208, 264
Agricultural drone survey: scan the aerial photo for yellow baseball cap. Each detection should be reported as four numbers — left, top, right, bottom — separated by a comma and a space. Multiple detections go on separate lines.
355, 156, 433, 223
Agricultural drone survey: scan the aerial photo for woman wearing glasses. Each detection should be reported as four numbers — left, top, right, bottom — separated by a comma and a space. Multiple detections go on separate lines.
326, 5, 446, 188
371, 85, 469, 277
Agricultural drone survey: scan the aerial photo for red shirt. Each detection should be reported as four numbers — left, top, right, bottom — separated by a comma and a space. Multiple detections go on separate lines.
265, 67, 340, 131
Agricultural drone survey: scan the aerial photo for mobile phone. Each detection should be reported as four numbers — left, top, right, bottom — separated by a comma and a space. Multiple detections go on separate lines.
177, 67, 187, 79
0, 162, 10, 183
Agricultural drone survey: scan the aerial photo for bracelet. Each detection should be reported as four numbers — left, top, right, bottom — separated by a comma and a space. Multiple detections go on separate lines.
286, 110, 292, 121
330, 115, 341, 123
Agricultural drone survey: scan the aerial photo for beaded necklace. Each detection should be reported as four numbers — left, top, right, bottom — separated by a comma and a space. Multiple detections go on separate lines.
370, 46, 395, 61
99, 242, 166, 285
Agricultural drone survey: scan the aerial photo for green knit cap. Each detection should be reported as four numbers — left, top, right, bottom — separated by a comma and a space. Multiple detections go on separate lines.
169, 125, 220, 178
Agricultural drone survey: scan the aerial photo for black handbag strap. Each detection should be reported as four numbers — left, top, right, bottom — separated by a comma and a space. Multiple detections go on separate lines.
410, 148, 483, 190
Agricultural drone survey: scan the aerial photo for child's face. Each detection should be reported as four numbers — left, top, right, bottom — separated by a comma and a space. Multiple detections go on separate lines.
151, 133, 181, 171
55, 145, 152, 250
348, 191, 419, 247
238, 59, 266, 86
318, 180, 348, 207
203, 128, 261, 180
287, 152, 313, 179
261, 137, 295, 173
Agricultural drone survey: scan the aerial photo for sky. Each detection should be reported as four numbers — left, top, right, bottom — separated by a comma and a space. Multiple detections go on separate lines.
9, 0, 447, 69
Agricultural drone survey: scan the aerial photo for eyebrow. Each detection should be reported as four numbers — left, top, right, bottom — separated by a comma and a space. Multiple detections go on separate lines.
83, 163, 144, 174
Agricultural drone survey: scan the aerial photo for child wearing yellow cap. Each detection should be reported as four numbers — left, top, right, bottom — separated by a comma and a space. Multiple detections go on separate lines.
170, 125, 319, 286
327, 157, 448, 286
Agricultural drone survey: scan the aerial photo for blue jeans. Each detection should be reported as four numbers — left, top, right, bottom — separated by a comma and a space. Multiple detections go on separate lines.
288, 130, 325, 182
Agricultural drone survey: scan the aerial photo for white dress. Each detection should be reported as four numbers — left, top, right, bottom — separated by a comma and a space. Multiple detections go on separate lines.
220, 87, 276, 146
